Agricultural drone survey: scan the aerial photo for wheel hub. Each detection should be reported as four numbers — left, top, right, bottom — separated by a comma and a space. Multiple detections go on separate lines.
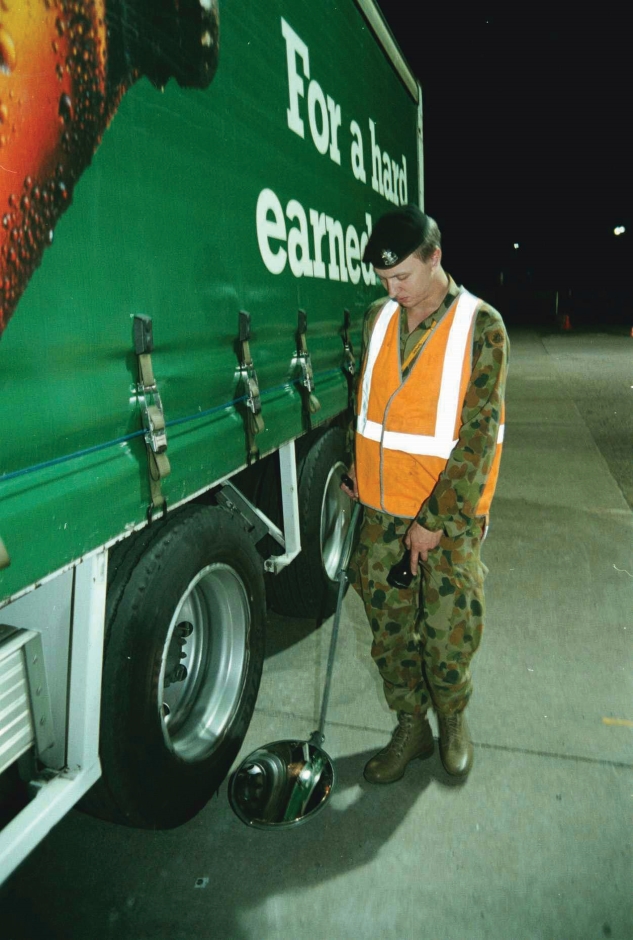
320, 460, 352, 581
158, 564, 250, 763
164, 621, 192, 688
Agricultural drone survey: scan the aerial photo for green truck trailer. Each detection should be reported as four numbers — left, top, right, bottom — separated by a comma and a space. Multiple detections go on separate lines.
0, 0, 421, 880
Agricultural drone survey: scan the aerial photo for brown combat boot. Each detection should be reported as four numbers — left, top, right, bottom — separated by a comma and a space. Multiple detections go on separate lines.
437, 710, 474, 776
363, 711, 434, 784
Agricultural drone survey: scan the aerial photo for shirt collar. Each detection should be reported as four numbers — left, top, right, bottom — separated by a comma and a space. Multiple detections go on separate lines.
401, 274, 461, 333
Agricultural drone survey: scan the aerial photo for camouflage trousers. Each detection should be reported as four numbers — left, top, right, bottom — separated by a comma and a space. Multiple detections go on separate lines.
350, 508, 488, 716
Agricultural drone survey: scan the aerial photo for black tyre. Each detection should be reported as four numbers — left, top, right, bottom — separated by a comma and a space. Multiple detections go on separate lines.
82, 504, 265, 829
262, 427, 354, 618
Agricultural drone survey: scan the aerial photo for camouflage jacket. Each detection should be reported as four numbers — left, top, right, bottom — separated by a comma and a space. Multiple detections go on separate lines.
357, 275, 509, 537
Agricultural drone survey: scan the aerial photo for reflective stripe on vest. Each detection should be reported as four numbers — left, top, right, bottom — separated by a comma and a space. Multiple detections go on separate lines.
357, 291, 481, 458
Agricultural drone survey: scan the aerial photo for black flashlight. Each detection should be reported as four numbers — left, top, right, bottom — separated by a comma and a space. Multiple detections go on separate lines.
387, 548, 414, 589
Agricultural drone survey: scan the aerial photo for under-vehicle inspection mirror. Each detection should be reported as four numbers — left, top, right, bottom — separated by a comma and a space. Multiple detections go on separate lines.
228, 500, 361, 830
228, 734, 335, 829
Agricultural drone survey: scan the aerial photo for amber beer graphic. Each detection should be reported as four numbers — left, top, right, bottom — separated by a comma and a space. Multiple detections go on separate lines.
0, 0, 219, 339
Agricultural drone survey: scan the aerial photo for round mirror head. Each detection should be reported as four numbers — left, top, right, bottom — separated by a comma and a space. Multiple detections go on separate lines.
228, 739, 335, 829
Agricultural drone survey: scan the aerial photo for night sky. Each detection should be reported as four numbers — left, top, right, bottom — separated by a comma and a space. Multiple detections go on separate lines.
377, 4, 631, 324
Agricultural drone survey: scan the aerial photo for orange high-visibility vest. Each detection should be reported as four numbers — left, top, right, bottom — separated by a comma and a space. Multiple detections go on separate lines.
355, 290, 505, 520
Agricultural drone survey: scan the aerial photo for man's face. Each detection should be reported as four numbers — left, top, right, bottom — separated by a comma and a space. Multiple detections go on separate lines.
373, 250, 439, 310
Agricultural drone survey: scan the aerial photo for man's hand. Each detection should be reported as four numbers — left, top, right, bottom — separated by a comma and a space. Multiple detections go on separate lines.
341, 465, 359, 500
405, 521, 443, 575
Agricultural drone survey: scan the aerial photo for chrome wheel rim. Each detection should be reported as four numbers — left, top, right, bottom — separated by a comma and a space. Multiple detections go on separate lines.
320, 460, 352, 581
159, 563, 250, 762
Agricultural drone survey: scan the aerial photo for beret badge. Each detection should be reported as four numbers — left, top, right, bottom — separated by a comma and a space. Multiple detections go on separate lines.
362, 205, 428, 269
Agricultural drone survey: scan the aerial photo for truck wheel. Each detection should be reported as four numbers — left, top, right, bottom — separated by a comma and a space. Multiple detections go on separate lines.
263, 427, 354, 618
82, 504, 265, 829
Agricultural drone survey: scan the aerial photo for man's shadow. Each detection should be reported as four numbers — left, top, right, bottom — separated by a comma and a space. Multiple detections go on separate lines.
0, 746, 460, 940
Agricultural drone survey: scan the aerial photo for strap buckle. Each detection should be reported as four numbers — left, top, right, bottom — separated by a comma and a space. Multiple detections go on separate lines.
134, 316, 171, 518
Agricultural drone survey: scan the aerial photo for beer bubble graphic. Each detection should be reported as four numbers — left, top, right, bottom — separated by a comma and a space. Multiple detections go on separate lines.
0, 0, 219, 338
0, 26, 16, 74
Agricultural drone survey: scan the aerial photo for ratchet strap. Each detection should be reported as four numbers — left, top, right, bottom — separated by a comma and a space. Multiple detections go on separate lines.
134, 315, 171, 519
295, 309, 321, 424
0, 536, 10, 570
237, 310, 265, 462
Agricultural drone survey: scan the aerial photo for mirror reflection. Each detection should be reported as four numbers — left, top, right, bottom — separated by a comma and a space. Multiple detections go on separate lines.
229, 739, 335, 829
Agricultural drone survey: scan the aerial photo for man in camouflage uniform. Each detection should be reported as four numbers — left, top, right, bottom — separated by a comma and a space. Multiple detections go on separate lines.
343, 206, 508, 783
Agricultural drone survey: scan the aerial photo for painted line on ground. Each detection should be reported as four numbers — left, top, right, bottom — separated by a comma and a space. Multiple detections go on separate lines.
252, 707, 633, 770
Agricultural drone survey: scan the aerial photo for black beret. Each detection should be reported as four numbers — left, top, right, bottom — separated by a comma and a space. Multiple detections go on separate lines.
363, 204, 428, 268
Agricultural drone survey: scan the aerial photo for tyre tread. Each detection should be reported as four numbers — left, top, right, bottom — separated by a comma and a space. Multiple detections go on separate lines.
263, 427, 350, 618
81, 504, 265, 828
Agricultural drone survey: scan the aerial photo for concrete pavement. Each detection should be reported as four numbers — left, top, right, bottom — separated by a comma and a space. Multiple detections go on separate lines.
2, 330, 632, 940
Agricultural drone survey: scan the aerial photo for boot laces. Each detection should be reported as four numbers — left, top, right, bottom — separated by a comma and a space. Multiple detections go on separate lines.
389, 714, 418, 757
441, 713, 463, 741
445, 713, 460, 732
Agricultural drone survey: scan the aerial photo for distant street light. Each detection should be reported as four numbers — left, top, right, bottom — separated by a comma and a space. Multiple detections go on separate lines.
614, 226, 626, 235
513, 243, 519, 249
